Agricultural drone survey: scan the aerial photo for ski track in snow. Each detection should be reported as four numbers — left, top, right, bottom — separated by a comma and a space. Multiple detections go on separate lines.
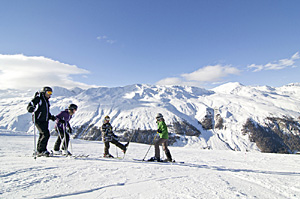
1, 134, 300, 199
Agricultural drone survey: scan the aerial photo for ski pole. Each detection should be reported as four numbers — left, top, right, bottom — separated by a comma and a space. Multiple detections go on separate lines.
63, 123, 69, 156
128, 130, 136, 143
161, 146, 165, 160
69, 133, 73, 155
33, 112, 37, 160
142, 133, 158, 161
116, 145, 118, 158
123, 130, 136, 159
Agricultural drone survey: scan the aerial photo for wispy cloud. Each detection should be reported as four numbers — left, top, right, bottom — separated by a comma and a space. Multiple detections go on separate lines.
156, 77, 183, 86
97, 35, 117, 44
182, 65, 240, 82
0, 54, 94, 90
248, 52, 300, 72
156, 64, 241, 87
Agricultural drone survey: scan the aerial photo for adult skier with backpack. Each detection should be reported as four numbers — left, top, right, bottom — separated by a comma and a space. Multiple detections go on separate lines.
148, 113, 173, 162
27, 86, 56, 157
53, 104, 78, 156
101, 115, 128, 157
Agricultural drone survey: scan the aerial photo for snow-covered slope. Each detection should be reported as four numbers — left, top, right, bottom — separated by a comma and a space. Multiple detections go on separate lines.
1, 83, 300, 152
1, 133, 300, 199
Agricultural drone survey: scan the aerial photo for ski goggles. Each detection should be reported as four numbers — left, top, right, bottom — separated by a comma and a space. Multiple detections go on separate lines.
46, 91, 52, 95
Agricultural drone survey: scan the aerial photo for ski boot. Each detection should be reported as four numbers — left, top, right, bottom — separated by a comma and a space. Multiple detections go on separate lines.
166, 151, 173, 162
147, 157, 162, 162
62, 150, 72, 156
37, 150, 51, 157
125, 142, 129, 148
53, 150, 62, 155
123, 142, 129, 153
103, 153, 114, 158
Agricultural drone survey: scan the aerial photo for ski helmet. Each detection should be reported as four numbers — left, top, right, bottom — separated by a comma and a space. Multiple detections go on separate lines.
156, 113, 163, 119
42, 86, 53, 93
104, 115, 110, 122
68, 104, 78, 111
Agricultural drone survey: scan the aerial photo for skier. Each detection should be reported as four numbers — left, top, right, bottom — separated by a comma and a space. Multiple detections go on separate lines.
53, 104, 78, 156
27, 86, 56, 157
101, 115, 128, 157
148, 113, 173, 162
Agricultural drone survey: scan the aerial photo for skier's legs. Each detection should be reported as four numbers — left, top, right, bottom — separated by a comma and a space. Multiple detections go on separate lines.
54, 128, 63, 151
104, 141, 110, 155
154, 138, 167, 159
162, 140, 172, 161
35, 121, 50, 152
63, 132, 70, 150
111, 139, 126, 151
61, 131, 70, 150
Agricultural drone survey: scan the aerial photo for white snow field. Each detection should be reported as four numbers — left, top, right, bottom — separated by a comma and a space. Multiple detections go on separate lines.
1, 132, 300, 199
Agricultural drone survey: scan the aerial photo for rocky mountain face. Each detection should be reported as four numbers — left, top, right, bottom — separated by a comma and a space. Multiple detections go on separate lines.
242, 116, 300, 153
1, 82, 300, 153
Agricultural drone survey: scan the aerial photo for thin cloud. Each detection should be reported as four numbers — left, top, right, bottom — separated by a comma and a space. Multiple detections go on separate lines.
182, 65, 240, 82
97, 35, 117, 44
0, 54, 94, 90
248, 52, 300, 72
156, 77, 183, 86
106, 40, 117, 44
157, 64, 241, 87
97, 36, 107, 40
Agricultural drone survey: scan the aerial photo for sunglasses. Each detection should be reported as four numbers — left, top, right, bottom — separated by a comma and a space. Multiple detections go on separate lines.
46, 91, 52, 95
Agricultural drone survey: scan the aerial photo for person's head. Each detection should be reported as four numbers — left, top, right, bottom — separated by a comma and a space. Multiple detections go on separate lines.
156, 113, 164, 121
42, 86, 53, 99
104, 115, 110, 123
68, 104, 78, 115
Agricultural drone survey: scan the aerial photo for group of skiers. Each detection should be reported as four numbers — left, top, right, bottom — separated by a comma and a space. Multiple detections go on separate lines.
27, 86, 173, 162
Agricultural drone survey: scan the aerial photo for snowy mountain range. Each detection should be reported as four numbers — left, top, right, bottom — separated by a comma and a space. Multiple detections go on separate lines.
1, 82, 300, 153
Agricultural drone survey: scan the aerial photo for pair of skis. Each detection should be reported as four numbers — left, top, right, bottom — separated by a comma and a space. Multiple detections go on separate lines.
133, 159, 184, 164
32, 151, 89, 158
50, 150, 89, 158
99, 156, 184, 164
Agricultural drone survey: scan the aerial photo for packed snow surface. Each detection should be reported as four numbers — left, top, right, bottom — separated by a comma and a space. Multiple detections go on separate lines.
1, 132, 300, 199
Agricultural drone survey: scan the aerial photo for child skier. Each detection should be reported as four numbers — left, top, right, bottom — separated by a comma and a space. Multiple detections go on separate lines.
53, 104, 78, 156
102, 115, 128, 157
148, 113, 173, 162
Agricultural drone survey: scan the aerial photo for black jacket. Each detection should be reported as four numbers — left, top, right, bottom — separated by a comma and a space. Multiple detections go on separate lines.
27, 92, 55, 122
101, 122, 117, 141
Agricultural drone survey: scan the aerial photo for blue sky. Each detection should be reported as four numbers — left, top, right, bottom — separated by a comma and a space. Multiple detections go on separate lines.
0, 0, 299, 90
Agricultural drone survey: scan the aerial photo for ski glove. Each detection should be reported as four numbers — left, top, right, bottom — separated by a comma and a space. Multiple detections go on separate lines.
157, 129, 162, 133
50, 115, 56, 121
27, 106, 35, 113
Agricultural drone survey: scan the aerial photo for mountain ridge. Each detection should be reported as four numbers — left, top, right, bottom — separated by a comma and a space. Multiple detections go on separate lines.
0, 82, 300, 153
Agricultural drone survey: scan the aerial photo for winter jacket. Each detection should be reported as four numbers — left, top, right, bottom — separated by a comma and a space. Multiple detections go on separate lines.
55, 109, 72, 130
27, 92, 55, 122
101, 122, 117, 142
157, 120, 169, 139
